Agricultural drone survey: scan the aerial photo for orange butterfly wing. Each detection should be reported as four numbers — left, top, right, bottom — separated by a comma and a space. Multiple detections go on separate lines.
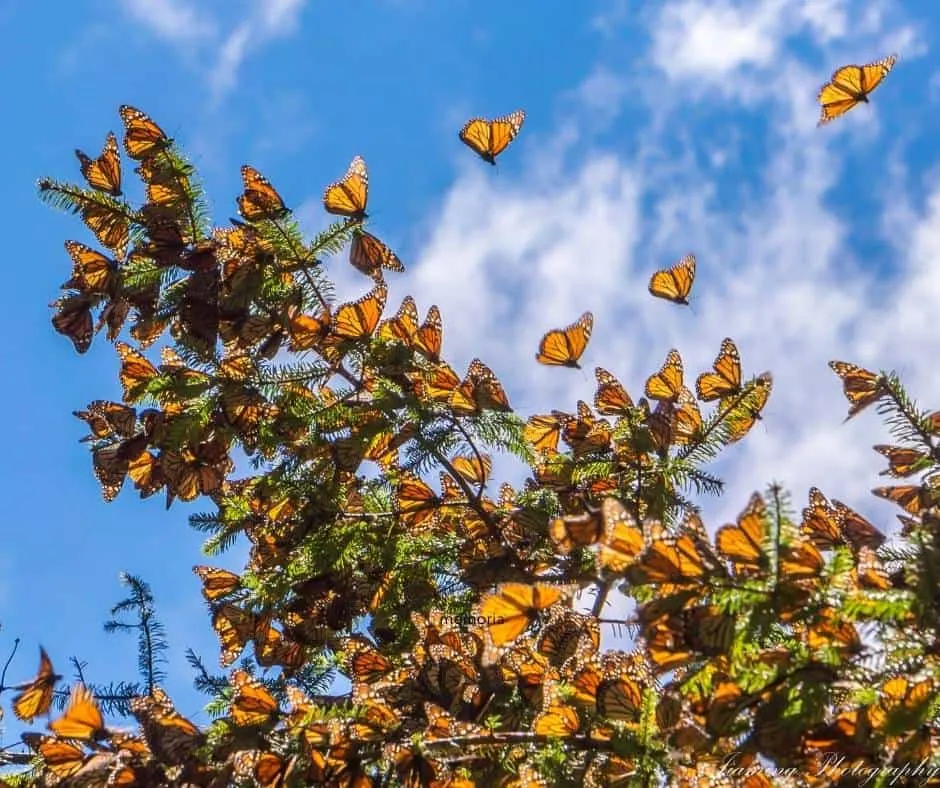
645, 349, 684, 402
648, 254, 695, 305
696, 337, 742, 401
817, 55, 897, 126
75, 131, 122, 196
119, 105, 171, 159
238, 165, 287, 221
535, 311, 593, 368
458, 110, 525, 164
323, 155, 369, 218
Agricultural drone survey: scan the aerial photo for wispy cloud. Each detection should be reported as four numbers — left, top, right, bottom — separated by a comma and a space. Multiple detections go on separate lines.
118, 0, 308, 102
119, 0, 216, 44
208, 0, 307, 102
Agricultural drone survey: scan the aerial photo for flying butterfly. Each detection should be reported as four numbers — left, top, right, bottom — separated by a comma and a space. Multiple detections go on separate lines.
459, 110, 526, 164
350, 230, 405, 281
238, 165, 288, 221
535, 311, 594, 368
829, 360, 887, 420
323, 155, 368, 219
12, 647, 62, 722
696, 337, 742, 401
75, 131, 121, 196
817, 54, 897, 127
118, 104, 171, 160
648, 254, 695, 305
48, 684, 107, 741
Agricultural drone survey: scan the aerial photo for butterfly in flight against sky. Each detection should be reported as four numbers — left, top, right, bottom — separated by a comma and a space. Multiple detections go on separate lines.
459, 110, 526, 164
648, 254, 696, 305
817, 54, 897, 126
535, 311, 594, 368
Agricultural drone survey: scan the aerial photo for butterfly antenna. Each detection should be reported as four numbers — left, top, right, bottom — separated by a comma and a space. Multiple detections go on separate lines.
688, 300, 697, 316
0, 637, 19, 692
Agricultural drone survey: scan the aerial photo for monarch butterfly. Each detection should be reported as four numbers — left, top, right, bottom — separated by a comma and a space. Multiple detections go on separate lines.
192, 565, 241, 601
670, 387, 703, 446
130, 688, 203, 765
80, 200, 129, 258
161, 439, 232, 503
648, 253, 695, 305
287, 307, 332, 352
230, 670, 279, 727
549, 510, 602, 554
817, 54, 897, 126
594, 367, 634, 415
330, 283, 387, 342
212, 603, 260, 666
715, 492, 769, 576
114, 342, 159, 403
480, 582, 568, 645
75, 131, 122, 196
596, 497, 647, 574
535, 311, 593, 368
350, 230, 405, 281
238, 165, 288, 221
829, 359, 887, 419
119, 105, 171, 159
450, 453, 491, 486
413, 305, 443, 362
22, 734, 86, 780
458, 110, 525, 164
450, 358, 512, 414
645, 349, 684, 402
12, 647, 61, 722
73, 400, 138, 441
62, 240, 118, 297
323, 155, 368, 219
533, 697, 580, 737
725, 371, 773, 443
524, 413, 565, 455
49, 684, 107, 741
696, 337, 742, 401
344, 636, 394, 684
137, 156, 191, 209
397, 475, 441, 529
537, 611, 599, 668
51, 294, 94, 354
830, 498, 885, 551
596, 676, 643, 722
872, 484, 930, 516
873, 444, 928, 478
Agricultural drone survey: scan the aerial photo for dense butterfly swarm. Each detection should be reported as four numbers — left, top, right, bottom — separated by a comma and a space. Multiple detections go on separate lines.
6, 101, 937, 787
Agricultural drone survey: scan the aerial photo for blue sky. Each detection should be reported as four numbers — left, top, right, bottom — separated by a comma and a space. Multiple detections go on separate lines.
3, 0, 940, 743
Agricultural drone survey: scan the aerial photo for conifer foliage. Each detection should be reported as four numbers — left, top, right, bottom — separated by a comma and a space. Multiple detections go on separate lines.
10, 105, 940, 786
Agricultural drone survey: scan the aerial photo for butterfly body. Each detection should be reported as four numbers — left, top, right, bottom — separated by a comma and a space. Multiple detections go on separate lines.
459, 110, 525, 164
817, 54, 897, 126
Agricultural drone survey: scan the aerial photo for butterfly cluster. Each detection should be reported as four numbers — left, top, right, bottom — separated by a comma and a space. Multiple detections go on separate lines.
20, 94, 940, 788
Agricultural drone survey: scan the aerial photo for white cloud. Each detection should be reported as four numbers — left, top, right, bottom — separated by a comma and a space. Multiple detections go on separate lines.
118, 0, 308, 101
120, 0, 216, 44
208, 0, 307, 102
